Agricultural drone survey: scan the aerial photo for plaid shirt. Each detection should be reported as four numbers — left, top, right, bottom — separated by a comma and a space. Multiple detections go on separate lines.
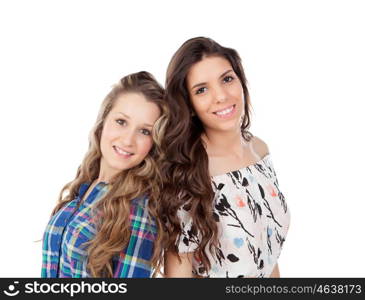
41, 182, 157, 278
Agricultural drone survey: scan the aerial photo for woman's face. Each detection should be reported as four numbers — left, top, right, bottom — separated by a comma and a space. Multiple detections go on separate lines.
186, 55, 244, 134
99, 92, 161, 180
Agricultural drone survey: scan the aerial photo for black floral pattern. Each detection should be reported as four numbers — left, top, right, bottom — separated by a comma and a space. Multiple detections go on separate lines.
177, 154, 290, 277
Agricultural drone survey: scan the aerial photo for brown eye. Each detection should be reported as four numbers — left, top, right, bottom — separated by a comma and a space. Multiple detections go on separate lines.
116, 119, 126, 126
223, 75, 234, 83
141, 129, 151, 136
196, 87, 207, 95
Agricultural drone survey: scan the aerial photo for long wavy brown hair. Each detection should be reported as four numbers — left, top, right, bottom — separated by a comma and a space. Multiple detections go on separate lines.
159, 37, 254, 274
51, 71, 167, 277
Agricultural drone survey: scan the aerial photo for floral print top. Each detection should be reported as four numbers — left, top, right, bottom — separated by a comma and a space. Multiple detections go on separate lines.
177, 153, 290, 277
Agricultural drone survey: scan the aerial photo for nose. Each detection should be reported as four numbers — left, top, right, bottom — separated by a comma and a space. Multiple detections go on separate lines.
121, 128, 135, 148
213, 85, 228, 103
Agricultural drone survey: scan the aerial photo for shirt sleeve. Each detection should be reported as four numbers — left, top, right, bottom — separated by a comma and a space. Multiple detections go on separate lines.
176, 204, 200, 253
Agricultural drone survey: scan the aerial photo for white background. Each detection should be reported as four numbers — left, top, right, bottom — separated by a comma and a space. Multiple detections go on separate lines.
0, 0, 364, 277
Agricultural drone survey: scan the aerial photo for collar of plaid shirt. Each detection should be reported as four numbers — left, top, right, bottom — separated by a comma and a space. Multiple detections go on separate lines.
41, 182, 157, 277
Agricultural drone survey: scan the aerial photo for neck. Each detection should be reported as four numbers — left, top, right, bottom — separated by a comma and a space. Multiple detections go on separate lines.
96, 171, 117, 185
202, 127, 246, 157
97, 157, 120, 184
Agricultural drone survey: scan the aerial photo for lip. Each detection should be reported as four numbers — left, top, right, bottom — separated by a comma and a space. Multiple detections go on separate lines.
113, 145, 134, 158
213, 104, 236, 119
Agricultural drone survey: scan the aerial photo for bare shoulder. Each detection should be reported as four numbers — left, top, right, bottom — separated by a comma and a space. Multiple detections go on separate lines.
251, 135, 270, 159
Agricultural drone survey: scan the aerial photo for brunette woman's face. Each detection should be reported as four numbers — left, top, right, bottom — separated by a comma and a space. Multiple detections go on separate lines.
186, 56, 244, 134
99, 92, 161, 180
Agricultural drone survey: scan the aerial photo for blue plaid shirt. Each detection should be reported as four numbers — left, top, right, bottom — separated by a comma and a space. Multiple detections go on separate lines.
41, 182, 157, 277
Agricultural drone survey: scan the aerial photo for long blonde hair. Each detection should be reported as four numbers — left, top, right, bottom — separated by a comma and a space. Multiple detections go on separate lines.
51, 71, 167, 277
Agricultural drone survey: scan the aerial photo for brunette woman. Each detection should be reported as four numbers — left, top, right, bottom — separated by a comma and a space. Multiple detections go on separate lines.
160, 37, 290, 278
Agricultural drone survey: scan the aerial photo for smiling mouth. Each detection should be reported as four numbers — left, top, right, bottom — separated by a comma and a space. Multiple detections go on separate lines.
113, 145, 134, 157
213, 104, 236, 116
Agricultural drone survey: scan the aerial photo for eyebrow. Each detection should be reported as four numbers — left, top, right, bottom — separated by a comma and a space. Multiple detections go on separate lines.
190, 69, 234, 90
116, 112, 154, 128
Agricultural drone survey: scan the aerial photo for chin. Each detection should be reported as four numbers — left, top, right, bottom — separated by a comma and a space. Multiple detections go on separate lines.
208, 120, 240, 132
109, 161, 133, 173
219, 125, 239, 132
119, 163, 136, 171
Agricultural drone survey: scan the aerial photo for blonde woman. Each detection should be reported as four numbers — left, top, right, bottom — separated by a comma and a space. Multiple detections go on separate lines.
41, 71, 166, 277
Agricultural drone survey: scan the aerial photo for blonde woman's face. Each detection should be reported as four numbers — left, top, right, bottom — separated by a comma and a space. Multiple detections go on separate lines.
186, 56, 244, 134
99, 92, 161, 180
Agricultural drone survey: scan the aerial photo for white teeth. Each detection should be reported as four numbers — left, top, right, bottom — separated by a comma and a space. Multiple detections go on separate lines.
215, 105, 234, 115
114, 146, 132, 155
